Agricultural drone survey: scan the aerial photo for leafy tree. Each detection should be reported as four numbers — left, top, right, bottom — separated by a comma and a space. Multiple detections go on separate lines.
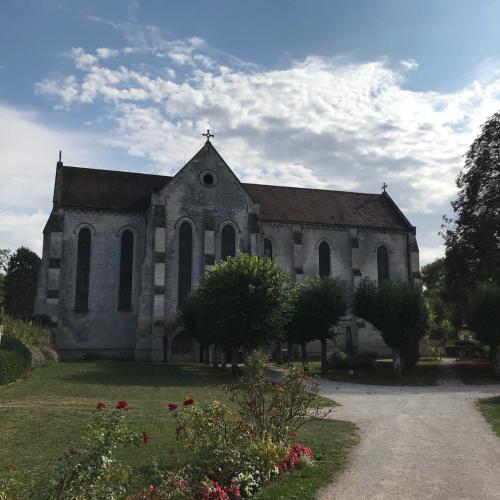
354, 279, 427, 377
465, 284, 500, 377
4, 247, 41, 319
0, 249, 10, 308
181, 253, 290, 376
287, 277, 349, 376
421, 257, 455, 343
443, 111, 500, 325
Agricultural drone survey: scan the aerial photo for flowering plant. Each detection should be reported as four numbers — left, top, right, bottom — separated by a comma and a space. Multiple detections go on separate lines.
47, 401, 147, 498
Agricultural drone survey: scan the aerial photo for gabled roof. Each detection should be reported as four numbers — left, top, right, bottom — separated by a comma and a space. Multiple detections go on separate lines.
55, 145, 414, 231
243, 183, 413, 231
58, 166, 171, 212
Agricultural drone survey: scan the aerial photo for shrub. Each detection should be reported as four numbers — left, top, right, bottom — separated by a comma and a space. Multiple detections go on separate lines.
2, 315, 51, 349
329, 350, 377, 370
0, 335, 32, 385
45, 403, 146, 499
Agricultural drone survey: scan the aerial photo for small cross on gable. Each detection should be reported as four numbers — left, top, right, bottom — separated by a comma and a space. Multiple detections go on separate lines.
382, 182, 388, 193
202, 129, 214, 142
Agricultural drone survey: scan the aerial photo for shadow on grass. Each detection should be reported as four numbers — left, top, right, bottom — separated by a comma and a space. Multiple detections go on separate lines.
60, 361, 235, 388
455, 359, 500, 385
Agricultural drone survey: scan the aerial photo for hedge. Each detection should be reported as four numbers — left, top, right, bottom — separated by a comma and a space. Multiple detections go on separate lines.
0, 335, 32, 386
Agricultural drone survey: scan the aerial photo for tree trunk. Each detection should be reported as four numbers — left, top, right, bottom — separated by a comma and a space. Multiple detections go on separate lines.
212, 345, 218, 369
491, 348, 500, 378
220, 348, 227, 371
392, 348, 403, 378
287, 341, 294, 365
301, 342, 309, 371
320, 338, 328, 376
231, 345, 242, 378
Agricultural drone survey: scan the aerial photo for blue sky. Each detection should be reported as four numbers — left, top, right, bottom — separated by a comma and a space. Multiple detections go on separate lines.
2, 0, 500, 263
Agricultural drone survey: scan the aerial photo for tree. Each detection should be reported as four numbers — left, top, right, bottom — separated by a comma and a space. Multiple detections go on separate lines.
421, 257, 455, 343
4, 247, 41, 319
0, 249, 10, 308
443, 111, 500, 325
181, 253, 290, 376
354, 279, 427, 377
287, 277, 349, 376
465, 284, 500, 377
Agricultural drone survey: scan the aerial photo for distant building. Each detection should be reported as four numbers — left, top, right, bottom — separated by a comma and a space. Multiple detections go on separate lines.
35, 138, 420, 361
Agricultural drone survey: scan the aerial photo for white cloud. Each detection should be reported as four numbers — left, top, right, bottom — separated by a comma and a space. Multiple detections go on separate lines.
0, 212, 48, 256
0, 104, 115, 255
29, 37, 500, 263
96, 47, 119, 59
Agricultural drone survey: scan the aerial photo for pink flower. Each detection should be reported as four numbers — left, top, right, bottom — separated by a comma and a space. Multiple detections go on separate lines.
167, 403, 178, 411
116, 400, 129, 410
183, 397, 194, 406
96, 402, 106, 410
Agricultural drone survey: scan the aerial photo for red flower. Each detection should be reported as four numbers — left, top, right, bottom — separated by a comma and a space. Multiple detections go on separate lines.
167, 403, 178, 411
116, 400, 129, 410
64, 449, 80, 458
248, 429, 257, 438
183, 397, 194, 406
96, 402, 106, 410
142, 432, 149, 444
289, 431, 297, 438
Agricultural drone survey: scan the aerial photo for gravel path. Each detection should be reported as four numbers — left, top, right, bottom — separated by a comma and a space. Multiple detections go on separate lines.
317, 360, 500, 500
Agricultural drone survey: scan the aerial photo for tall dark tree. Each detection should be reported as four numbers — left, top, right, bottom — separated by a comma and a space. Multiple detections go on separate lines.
443, 111, 500, 325
181, 253, 290, 376
465, 284, 500, 378
0, 249, 10, 308
4, 247, 41, 319
354, 279, 427, 377
287, 277, 349, 376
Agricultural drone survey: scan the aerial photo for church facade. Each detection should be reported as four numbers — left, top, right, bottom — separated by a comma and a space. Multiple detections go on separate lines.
35, 139, 420, 361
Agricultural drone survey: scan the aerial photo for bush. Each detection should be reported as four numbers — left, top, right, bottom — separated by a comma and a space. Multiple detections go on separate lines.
45, 402, 146, 499
329, 350, 377, 370
2, 315, 51, 349
0, 335, 32, 385
0, 349, 29, 385
141, 352, 324, 498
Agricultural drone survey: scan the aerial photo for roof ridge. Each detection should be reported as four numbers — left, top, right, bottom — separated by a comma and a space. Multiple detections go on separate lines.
62, 165, 171, 179
243, 182, 381, 197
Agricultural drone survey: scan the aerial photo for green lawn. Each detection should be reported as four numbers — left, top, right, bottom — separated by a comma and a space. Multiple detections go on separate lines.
478, 396, 500, 437
301, 358, 441, 386
0, 361, 357, 498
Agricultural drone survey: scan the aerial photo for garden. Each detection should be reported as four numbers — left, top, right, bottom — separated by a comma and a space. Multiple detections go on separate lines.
0, 356, 358, 499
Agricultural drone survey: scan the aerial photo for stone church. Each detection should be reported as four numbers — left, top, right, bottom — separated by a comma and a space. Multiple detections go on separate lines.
35, 136, 420, 361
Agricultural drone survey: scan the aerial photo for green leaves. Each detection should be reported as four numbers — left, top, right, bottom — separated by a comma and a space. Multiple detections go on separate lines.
181, 253, 290, 351
466, 284, 500, 350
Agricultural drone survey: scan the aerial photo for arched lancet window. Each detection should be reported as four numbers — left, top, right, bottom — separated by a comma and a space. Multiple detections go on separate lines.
178, 222, 193, 304
75, 228, 91, 312
377, 245, 389, 284
118, 230, 134, 310
221, 225, 236, 261
319, 241, 331, 277
264, 238, 273, 260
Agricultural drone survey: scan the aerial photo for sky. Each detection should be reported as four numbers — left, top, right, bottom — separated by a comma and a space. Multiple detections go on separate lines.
2, 0, 500, 264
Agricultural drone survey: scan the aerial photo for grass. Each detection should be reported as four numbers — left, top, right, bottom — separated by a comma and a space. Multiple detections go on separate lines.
478, 396, 500, 438
0, 361, 356, 497
454, 359, 500, 385
301, 358, 442, 386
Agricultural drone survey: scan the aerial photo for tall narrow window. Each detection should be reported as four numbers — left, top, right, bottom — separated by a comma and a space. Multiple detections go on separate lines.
377, 245, 389, 284
118, 230, 134, 310
221, 225, 236, 260
319, 241, 331, 277
178, 222, 193, 304
75, 228, 91, 312
264, 238, 273, 260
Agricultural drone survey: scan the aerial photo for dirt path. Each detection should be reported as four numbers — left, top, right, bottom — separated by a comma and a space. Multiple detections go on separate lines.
317, 360, 500, 500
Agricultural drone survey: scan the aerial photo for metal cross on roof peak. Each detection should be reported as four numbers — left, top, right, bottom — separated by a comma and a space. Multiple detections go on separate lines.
382, 182, 388, 193
202, 129, 214, 142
